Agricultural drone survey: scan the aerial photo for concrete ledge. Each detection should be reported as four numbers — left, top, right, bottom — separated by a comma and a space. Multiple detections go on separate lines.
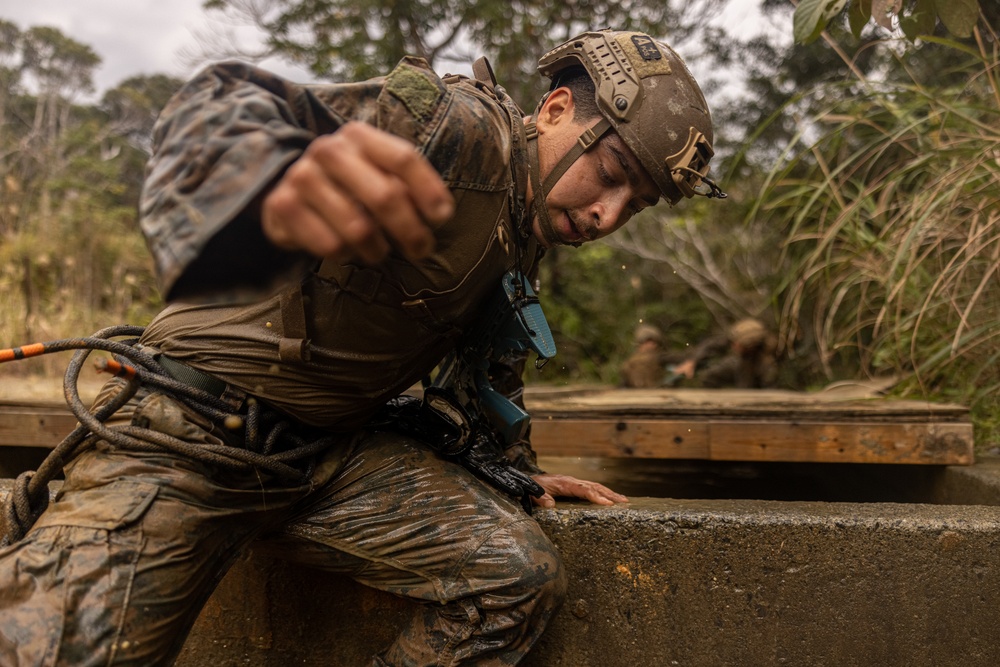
174, 497, 1000, 666
5, 463, 1000, 665
935, 456, 1000, 506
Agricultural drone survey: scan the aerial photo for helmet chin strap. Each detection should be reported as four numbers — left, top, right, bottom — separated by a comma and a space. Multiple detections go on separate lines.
524, 117, 613, 247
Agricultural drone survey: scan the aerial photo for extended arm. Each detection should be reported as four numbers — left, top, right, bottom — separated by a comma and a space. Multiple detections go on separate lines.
141, 61, 452, 302
675, 333, 731, 379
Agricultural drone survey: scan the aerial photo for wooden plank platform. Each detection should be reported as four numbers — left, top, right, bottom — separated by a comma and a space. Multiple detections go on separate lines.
0, 385, 975, 466
524, 386, 974, 465
0, 402, 81, 449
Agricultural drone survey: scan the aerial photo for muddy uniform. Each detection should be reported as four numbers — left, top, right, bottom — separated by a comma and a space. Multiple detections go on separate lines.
620, 348, 687, 388
620, 348, 659, 388
0, 58, 564, 666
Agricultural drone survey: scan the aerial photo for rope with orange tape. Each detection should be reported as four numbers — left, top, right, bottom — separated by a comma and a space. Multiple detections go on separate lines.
0, 325, 334, 546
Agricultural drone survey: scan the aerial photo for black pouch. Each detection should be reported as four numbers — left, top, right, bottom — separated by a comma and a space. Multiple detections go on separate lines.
370, 391, 543, 513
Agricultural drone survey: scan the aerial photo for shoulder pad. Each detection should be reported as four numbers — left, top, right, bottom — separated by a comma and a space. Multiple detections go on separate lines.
384, 56, 446, 122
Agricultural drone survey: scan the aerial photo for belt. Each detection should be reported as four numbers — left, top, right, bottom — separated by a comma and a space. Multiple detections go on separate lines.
155, 354, 229, 399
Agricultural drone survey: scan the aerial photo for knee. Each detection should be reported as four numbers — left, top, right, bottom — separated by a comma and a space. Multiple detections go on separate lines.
379, 519, 566, 664
524, 534, 567, 611
478, 518, 568, 612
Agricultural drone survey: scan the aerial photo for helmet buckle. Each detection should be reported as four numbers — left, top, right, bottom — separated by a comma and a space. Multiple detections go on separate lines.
577, 125, 602, 151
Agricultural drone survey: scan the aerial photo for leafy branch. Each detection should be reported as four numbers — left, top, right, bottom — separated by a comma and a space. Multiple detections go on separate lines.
793, 0, 983, 44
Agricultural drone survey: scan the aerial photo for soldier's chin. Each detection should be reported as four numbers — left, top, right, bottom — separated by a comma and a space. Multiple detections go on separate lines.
530, 218, 555, 248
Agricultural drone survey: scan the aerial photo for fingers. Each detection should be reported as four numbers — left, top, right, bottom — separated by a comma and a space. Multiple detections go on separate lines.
262, 122, 454, 264
533, 492, 556, 509
533, 474, 629, 507
334, 122, 454, 226
263, 178, 390, 263
577, 480, 628, 506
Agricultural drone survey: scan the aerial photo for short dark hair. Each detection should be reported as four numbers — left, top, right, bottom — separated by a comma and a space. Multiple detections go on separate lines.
550, 66, 600, 122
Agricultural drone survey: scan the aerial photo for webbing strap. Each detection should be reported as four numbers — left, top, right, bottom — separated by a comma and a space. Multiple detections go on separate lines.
542, 118, 612, 193
524, 129, 559, 248
524, 116, 612, 247
472, 57, 497, 92
156, 354, 227, 397
278, 287, 310, 362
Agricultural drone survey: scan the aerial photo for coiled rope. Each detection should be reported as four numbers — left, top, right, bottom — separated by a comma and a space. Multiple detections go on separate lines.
0, 325, 335, 546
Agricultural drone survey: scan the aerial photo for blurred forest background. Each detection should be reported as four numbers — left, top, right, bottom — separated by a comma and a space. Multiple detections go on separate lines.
0, 1, 998, 443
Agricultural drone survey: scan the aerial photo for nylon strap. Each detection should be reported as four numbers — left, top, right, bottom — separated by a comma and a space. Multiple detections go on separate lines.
525, 129, 559, 247
524, 117, 612, 247
278, 286, 310, 362
542, 118, 612, 193
156, 354, 228, 398
472, 57, 497, 92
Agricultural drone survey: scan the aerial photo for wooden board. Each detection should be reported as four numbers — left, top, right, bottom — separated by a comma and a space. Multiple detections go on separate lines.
525, 387, 974, 465
524, 386, 971, 421
0, 403, 80, 449
0, 385, 976, 466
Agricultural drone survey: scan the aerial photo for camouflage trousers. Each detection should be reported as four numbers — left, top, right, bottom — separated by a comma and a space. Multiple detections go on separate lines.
0, 390, 566, 666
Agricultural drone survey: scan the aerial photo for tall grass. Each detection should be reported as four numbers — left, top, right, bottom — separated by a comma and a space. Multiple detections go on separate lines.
758, 27, 1000, 444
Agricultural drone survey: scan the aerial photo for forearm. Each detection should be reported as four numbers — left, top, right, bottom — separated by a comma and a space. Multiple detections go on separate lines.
141, 62, 336, 302
685, 333, 730, 369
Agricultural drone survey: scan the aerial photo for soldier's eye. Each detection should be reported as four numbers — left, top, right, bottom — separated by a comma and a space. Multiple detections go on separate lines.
598, 163, 616, 186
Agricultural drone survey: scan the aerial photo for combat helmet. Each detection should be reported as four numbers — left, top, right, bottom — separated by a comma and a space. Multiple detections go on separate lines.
634, 323, 664, 346
728, 318, 769, 350
526, 29, 725, 247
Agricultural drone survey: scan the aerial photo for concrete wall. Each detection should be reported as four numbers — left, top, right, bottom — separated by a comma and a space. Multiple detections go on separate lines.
5, 462, 1000, 666
176, 474, 1000, 666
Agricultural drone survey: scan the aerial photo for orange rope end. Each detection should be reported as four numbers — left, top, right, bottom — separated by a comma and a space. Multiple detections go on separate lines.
95, 358, 137, 380
21, 343, 46, 357
0, 343, 47, 362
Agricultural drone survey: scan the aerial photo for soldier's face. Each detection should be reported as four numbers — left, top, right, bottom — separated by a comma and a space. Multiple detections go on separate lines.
532, 89, 660, 247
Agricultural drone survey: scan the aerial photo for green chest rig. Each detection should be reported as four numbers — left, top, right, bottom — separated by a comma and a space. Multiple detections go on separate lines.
370, 57, 558, 512
430, 57, 557, 446
275, 57, 545, 366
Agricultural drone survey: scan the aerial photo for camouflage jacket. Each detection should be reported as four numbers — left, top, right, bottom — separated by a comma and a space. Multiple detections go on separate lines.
620, 348, 671, 388
686, 333, 779, 389
138, 58, 543, 472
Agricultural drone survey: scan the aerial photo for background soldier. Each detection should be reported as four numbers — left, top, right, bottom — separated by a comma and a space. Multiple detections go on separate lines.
674, 318, 778, 389
620, 323, 685, 388
0, 29, 721, 666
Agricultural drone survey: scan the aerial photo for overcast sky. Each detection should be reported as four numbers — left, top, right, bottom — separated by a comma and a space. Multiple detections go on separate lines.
1, 1, 784, 102
1, 1, 315, 97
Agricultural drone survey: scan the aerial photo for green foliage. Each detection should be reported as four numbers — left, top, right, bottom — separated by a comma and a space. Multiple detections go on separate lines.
0, 20, 179, 374
794, 0, 850, 44
756, 18, 1000, 439
933, 0, 983, 38
200, 0, 723, 108
794, 0, 986, 43
533, 230, 729, 386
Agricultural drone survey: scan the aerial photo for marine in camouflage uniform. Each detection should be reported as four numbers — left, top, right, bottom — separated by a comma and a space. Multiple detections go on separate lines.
0, 29, 719, 666
676, 318, 779, 389
620, 324, 685, 388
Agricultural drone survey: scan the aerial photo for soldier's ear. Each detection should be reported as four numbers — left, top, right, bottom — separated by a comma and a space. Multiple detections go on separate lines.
535, 87, 575, 133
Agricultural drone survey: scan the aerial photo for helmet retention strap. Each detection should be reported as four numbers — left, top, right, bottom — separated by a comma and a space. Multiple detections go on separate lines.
525, 118, 613, 247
